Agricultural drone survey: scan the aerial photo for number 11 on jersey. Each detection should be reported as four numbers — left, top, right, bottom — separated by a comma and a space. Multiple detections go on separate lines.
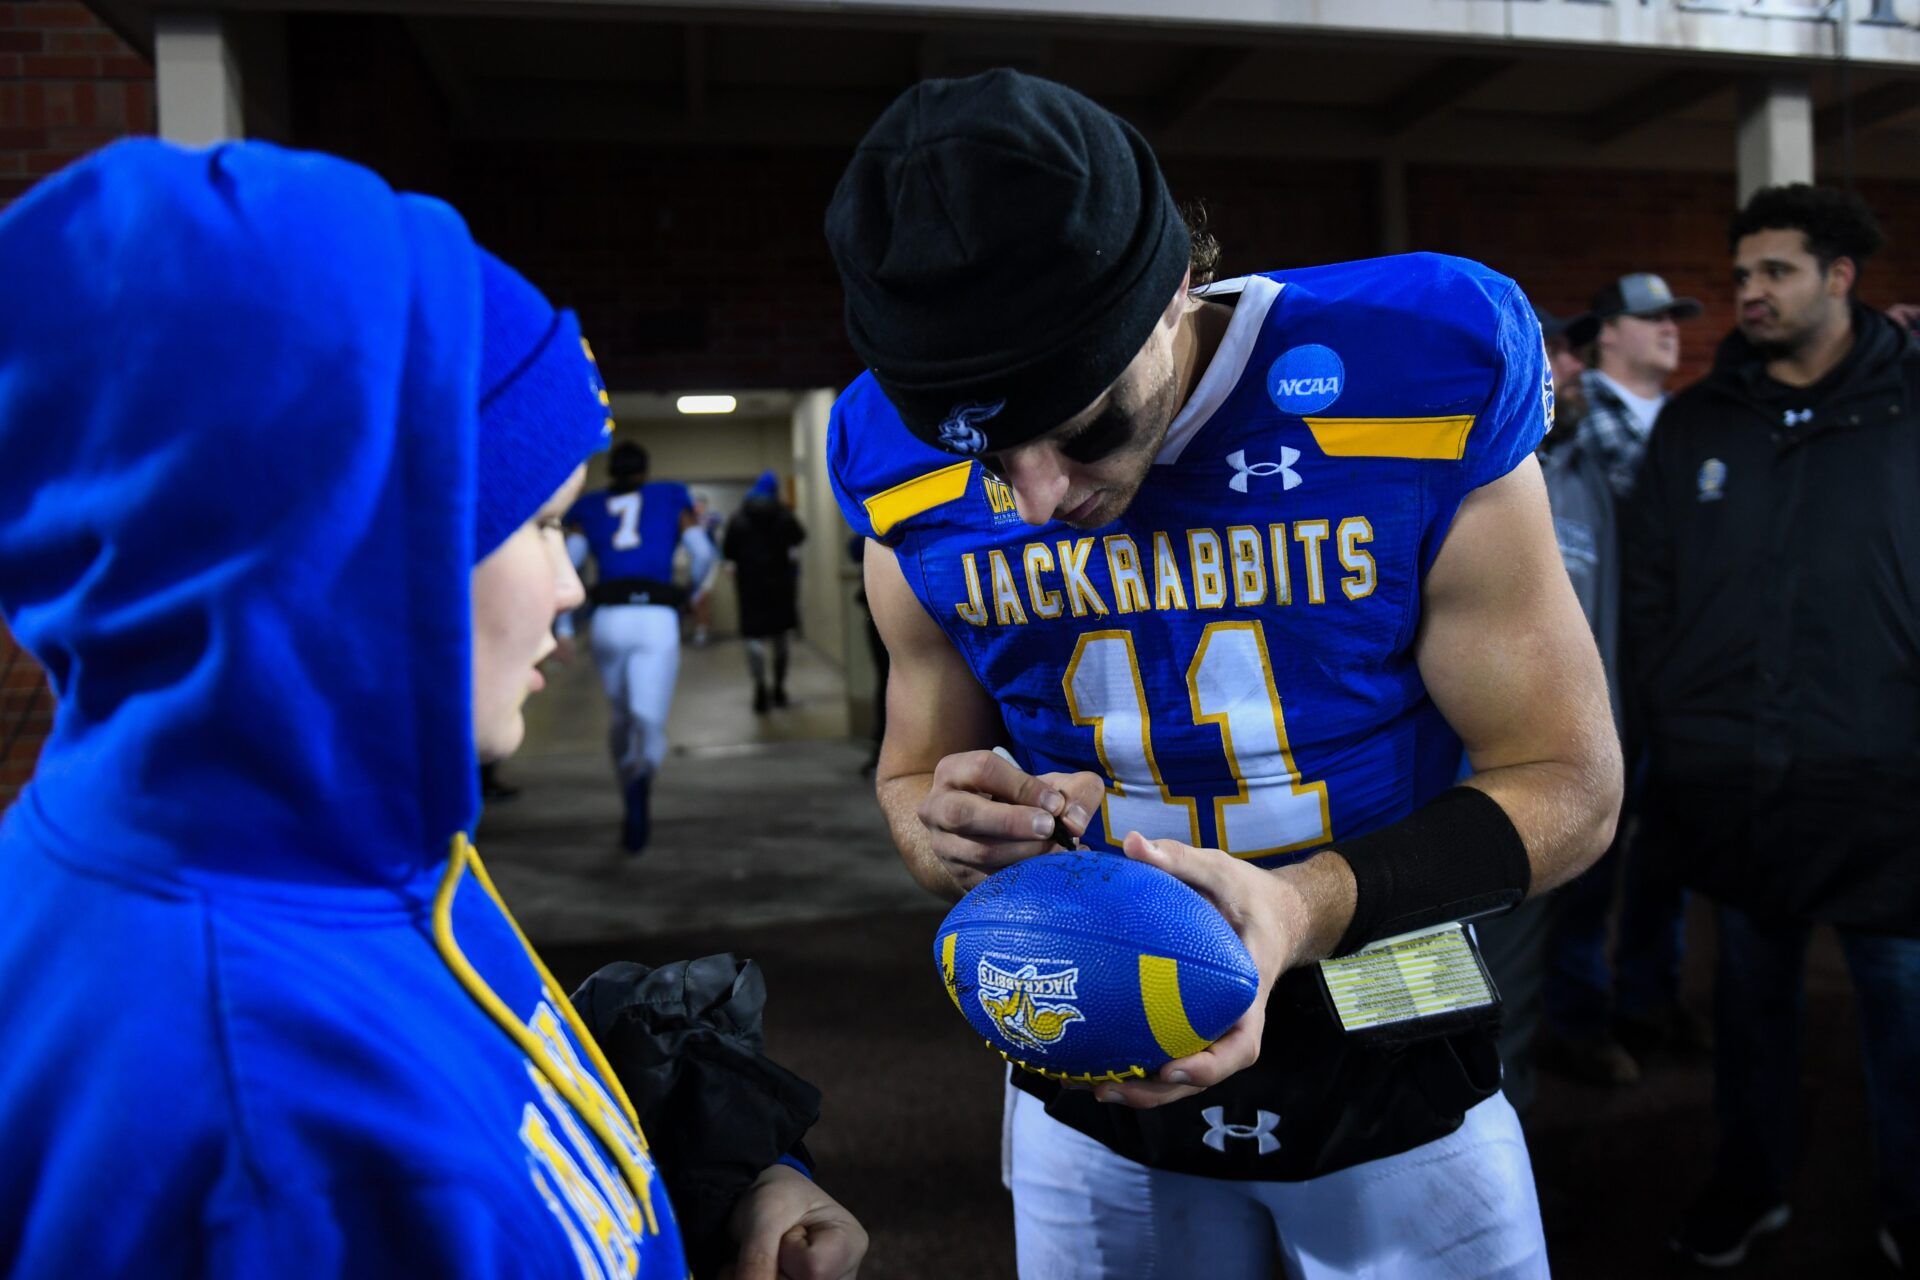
1064, 621, 1332, 859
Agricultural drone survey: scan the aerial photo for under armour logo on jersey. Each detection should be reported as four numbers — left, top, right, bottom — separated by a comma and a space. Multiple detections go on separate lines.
936, 400, 1005, 456
1201, 1106, 1281, 1155
1227, 448, 1302, 494
1783, 408, 1814, 427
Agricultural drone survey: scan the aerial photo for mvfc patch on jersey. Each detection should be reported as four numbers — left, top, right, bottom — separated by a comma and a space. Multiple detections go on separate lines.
829, 253, 1548, 860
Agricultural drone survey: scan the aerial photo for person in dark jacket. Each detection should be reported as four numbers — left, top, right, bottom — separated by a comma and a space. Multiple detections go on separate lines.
723, 471, 807, 713
1622, 183, 1920, 1273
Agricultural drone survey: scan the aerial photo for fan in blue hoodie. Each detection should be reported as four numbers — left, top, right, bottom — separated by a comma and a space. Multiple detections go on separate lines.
0, 141, 860, 1279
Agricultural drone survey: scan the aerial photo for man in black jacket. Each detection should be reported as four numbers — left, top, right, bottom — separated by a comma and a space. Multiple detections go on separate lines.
1622, 184, 1920, 1273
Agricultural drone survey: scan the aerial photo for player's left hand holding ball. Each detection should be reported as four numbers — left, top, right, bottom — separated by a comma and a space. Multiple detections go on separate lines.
1091, 832, 1334, 1110
721, 1162, 868, 1280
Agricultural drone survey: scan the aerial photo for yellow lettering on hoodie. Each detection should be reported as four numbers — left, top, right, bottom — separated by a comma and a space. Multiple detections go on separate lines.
522, 1104, 635, 1280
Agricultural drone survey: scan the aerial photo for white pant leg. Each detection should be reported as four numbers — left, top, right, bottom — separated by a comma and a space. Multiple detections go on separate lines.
620, 606, 681, 778
1009, 1088, 1546, 1280
1008, 1087, 1276, 1280
1265, 1093, 1548, 1280
589, 612, 632, 777
589, 605, 680, 784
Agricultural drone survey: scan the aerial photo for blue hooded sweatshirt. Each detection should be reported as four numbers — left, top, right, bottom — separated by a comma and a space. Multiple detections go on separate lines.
0, 141, 687, 1278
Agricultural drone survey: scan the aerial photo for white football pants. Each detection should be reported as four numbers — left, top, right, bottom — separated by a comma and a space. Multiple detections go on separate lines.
1008, 1086, 1548, 1279
588, 604, 681, 785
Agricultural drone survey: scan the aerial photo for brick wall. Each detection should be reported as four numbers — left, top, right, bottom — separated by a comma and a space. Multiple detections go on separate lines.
0, 622, 50, 807
1408, 166, 1920, 386
0, 1, 152, 206
0, 2, 149, 808
458, 147, 1920, 394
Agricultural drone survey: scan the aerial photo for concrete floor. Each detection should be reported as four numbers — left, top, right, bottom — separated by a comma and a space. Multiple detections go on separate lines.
475, 634, 924, 941
482, 633, 1895, 1280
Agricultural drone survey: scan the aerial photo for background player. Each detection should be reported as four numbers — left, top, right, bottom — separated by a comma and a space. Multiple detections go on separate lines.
826, 71, 1621, 1278
724, 470, 808, 713
568, 441, 714, 854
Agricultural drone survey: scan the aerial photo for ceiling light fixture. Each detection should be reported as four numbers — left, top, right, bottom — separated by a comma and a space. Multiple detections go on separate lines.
675, 394, 738, 415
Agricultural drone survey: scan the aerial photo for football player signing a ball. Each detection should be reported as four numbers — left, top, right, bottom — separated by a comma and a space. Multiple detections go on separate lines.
824, 72, 1621, 1279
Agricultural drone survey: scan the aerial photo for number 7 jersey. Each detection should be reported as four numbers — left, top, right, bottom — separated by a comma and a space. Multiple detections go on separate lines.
830, 253, 1550, 861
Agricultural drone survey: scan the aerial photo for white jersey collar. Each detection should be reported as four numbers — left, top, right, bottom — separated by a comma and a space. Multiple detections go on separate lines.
1156, 273, 1284, 466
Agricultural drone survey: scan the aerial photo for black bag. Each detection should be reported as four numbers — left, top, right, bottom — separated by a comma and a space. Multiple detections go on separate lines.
571, 955, 821, 1278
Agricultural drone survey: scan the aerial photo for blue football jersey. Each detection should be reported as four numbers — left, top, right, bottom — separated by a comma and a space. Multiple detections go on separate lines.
569, 481, 694, 582
829, 253, 1550, 863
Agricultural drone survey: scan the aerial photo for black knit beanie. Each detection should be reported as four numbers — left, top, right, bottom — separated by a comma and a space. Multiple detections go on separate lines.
825, 69, 1190, 457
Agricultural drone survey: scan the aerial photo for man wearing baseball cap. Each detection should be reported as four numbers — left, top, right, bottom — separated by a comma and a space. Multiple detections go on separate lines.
1567, 273, 1703, 498
1537, 272, 1709, 1094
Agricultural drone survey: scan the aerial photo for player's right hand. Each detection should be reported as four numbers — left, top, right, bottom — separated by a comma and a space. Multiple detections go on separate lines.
917, 749, 1104, 891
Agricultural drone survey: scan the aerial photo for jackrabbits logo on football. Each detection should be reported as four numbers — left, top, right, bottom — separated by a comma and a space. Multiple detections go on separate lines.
977, 953, 1085, 1050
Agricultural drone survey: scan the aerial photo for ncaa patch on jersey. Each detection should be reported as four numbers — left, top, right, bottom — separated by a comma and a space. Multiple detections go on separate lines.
1267, 344, 1345, 415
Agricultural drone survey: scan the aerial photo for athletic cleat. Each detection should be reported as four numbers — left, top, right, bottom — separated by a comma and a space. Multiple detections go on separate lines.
1671, 1183, 1790, 1268
621, 777, 651, 855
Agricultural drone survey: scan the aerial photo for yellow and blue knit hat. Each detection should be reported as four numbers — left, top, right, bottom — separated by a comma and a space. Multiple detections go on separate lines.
473, 251, 613, 559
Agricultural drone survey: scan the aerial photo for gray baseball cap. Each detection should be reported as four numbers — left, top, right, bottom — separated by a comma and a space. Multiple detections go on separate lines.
1567, 273, 1702, 345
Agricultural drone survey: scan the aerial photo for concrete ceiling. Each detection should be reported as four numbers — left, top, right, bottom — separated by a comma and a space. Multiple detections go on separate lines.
611, 390, 799, 422
375, 9, 1920, 171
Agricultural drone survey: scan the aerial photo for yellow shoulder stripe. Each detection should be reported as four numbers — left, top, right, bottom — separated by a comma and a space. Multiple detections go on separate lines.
1138, 955, 1212, 1060
1302, 415, 1476, 460
864, 460, 974, 536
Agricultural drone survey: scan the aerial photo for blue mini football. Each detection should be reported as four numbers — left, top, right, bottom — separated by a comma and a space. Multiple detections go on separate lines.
933, 850, 1260, 1083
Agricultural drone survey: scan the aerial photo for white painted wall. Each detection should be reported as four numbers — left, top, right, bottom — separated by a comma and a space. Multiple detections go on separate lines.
155, 14, 243, 145
568, 0, 1920, 69
1737, 77, 1815, 204
790, 388, 851, 674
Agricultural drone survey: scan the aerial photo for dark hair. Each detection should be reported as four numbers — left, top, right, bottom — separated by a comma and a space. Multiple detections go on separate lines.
1181, 200, 1221, 288
1728, 184, 1885, 277
609, 441, 649, 481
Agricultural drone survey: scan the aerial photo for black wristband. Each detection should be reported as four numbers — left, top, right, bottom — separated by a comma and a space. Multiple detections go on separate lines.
1330, 786, 1531, 956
